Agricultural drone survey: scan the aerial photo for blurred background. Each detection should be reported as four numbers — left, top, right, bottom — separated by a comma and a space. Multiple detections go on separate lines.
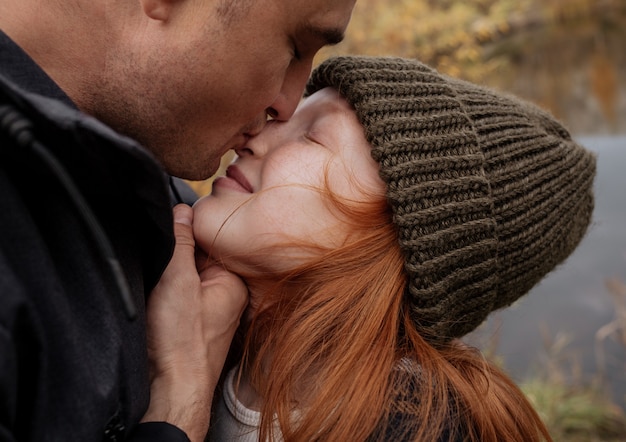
189, 1, 626, 438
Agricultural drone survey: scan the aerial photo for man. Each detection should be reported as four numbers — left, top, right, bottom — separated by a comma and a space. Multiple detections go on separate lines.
0, 0, 355, 440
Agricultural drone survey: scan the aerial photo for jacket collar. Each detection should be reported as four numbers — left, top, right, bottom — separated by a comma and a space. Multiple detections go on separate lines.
0, 29, 75, 107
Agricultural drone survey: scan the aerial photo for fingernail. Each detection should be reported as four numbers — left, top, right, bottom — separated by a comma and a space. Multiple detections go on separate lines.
173, 204, 192, 226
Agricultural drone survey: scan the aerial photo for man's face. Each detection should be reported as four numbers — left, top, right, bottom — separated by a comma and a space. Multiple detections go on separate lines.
95, 0, 356, 180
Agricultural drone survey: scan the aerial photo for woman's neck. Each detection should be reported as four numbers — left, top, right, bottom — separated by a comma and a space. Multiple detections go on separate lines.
234, 364, 264, 411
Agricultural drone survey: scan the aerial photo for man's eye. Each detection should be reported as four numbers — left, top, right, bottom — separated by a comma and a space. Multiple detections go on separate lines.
293, 45, 302, 61
290, 37, 302, 61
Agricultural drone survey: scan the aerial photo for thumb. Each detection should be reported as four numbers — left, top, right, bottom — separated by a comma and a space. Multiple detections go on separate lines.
173, 202, 193, 227
165, 204, 196, 277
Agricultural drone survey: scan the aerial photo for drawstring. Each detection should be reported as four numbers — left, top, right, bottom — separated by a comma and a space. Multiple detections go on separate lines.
0, 104, 137, 320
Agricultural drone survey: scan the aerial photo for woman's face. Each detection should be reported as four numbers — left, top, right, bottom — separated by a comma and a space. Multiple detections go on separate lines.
192, 87, 385, 275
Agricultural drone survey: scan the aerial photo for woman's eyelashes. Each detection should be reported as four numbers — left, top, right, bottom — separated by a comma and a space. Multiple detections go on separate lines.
303, 125, 327, 147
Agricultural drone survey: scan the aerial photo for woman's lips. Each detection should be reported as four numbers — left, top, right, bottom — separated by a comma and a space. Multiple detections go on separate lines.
222, 165, 253, 193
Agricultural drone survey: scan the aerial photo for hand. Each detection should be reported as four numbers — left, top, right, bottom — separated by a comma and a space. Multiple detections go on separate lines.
142, 204, 248, 441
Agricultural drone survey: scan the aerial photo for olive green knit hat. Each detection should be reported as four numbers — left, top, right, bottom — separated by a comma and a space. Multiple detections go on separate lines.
306, 56, 596, 342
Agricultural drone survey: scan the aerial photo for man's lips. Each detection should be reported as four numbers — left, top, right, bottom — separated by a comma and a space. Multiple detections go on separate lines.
224, 165, 253, 193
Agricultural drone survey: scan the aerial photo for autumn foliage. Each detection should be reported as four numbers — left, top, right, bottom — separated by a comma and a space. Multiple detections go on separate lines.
188, 0, 625, 195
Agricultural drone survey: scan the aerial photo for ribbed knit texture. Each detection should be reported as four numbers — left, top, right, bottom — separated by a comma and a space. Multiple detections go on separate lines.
306, 56, 596, 341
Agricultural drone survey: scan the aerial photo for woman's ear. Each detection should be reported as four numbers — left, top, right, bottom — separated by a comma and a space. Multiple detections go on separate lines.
139, 0, 176, 22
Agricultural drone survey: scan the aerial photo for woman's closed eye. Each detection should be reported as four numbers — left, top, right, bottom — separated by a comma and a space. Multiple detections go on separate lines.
303, 128, 328, 149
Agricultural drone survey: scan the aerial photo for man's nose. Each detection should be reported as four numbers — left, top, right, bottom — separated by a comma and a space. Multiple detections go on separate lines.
266, 60, 312, 121
243, 112, 269, 138
237, 114, 274, 158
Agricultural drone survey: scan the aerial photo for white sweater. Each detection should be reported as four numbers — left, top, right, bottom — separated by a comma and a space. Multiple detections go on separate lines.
208, 367, 283, 442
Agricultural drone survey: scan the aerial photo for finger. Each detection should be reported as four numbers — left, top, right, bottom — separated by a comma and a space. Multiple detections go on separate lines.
198, 264, 245, 294
198, 263, 228, 282
163, 204, 197, 277
173, 202, 191, 219
199, 265, 249, 319
194, 247, 210, 274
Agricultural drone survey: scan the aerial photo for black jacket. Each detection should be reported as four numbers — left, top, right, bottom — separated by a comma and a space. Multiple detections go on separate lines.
0, 31, 195, 441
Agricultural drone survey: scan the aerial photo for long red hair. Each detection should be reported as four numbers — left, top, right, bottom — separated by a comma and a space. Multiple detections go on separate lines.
224, 179, 551, 441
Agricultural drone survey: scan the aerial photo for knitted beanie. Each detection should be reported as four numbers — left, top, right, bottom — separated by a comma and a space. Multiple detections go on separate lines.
305, 56, 596, 342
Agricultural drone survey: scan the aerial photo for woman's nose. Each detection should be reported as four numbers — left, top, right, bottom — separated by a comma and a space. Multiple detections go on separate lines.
235, 120, 279, 158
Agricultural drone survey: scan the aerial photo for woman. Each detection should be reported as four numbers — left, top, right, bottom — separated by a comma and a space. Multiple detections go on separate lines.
191, 56, 596, 441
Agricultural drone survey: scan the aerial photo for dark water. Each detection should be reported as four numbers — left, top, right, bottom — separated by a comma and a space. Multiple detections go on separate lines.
466, 135, 626, 411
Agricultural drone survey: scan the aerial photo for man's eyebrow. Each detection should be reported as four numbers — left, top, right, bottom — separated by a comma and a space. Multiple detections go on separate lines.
302, 23, 346, 46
